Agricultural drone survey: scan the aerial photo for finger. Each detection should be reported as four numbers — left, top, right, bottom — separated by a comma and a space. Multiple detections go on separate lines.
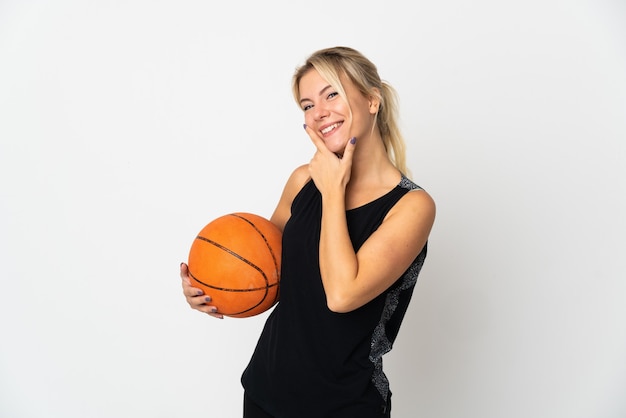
189, 296, 224, 319
181, 262, 205, 296
187, 294, 213, 308
182, 275, 205, 296
207, 311, 225, 319
180, 263, 224, 319
194, 303, 225, 319
183, 283, 205, 297
303, 124, 330, 153
341, 136, 357, 163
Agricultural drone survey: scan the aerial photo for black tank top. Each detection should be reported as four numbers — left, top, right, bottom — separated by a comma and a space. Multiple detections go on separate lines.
241, 176, 427, 418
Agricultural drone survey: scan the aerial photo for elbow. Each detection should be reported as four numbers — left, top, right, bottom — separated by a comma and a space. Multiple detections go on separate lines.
326, 292, 355, 314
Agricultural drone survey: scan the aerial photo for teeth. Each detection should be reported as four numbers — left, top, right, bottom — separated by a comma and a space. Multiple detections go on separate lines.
321, 123, 339, 134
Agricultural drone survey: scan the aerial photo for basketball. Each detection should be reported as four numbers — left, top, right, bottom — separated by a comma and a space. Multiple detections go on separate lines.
187, 212, 282, 318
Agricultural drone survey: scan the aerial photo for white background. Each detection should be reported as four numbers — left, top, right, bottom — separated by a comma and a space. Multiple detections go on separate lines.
1, 1, 625, 417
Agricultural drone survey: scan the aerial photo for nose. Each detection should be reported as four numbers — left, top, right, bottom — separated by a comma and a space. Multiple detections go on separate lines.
313, 103, 329, 121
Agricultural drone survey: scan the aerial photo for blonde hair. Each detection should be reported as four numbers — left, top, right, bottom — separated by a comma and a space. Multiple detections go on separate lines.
292, 46, 409, 175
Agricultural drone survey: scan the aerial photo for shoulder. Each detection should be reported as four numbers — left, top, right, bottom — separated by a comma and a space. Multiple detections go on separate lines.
281, 164, 311, 202
402, 188, 436, 216
286, 164, 312, 189
270, 164, 311, 231
388, 179, 436, 227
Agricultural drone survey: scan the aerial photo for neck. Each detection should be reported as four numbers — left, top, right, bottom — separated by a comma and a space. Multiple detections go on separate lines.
349, 133, 400, 187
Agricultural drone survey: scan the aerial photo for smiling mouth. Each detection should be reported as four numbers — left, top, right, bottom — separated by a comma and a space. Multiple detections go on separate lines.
320, 122, 342, 135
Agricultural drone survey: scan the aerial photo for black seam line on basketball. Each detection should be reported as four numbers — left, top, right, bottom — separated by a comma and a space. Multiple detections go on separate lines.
194, 235, 272, 289
188, 271, 278, 292
188, 269, 273, 315
233, 214, 280, 308
229, 213, 280, 277
189, 272, 271, 316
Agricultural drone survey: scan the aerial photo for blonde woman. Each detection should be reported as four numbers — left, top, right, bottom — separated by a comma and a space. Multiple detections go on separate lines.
181, 46, 436, 418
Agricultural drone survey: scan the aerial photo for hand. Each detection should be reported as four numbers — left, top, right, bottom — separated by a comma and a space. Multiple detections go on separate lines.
304, 125, 357, 195
180, 262, 224, 319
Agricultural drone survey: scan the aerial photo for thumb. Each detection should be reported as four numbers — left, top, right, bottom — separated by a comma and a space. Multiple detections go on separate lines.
180, 262, 191, 283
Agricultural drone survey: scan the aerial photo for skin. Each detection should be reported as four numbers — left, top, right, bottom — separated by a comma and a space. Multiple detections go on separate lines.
181, 68, 435, 316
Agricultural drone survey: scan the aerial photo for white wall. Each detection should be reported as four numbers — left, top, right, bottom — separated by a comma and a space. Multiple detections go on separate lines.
1, 1, 624, 417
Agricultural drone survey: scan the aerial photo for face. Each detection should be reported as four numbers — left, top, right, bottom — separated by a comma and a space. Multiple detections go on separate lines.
298, 69, 377, 155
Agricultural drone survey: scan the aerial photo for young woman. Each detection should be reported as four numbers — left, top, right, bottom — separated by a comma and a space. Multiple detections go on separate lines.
180, 46, 436, 418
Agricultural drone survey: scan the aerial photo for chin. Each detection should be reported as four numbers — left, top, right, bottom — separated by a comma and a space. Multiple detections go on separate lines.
324, 138, 348, 154
329, 146, 347, 157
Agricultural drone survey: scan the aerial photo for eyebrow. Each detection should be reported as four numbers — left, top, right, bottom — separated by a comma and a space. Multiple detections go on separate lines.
299, 84, 333, 105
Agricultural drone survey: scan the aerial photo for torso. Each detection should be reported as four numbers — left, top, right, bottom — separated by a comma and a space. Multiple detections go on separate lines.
241, 175, 428, 418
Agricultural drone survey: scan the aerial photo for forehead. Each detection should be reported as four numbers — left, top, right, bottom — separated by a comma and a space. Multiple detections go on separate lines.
299, 69, 330, 90
298, 68, 354, 97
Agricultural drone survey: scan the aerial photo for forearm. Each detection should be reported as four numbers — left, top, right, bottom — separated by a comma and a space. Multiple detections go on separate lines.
319, 191, 359, 311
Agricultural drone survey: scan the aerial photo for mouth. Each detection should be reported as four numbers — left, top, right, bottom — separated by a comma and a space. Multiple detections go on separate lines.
320, 122, 343, 136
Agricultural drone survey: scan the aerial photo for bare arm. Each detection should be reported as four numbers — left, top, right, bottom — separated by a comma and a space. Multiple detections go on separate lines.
306, 127, 436, 313
321, 190, 435, 312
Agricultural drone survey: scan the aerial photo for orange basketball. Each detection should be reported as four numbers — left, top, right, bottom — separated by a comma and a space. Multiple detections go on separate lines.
187, 212, 282, 318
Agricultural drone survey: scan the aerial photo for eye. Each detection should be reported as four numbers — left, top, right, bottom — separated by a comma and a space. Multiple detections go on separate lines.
302, 103, 313, 111
327, 92, 338, 100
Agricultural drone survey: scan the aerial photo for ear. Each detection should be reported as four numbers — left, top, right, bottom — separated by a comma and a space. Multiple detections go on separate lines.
368, 89, 381, 115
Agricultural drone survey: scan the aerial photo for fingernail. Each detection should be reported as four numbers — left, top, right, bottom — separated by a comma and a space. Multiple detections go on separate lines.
303, 124, 307, 130
205, 296, 211, 302
197, 289, 203, 295
210, 307, 218, 313
350, 137, 357, 144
